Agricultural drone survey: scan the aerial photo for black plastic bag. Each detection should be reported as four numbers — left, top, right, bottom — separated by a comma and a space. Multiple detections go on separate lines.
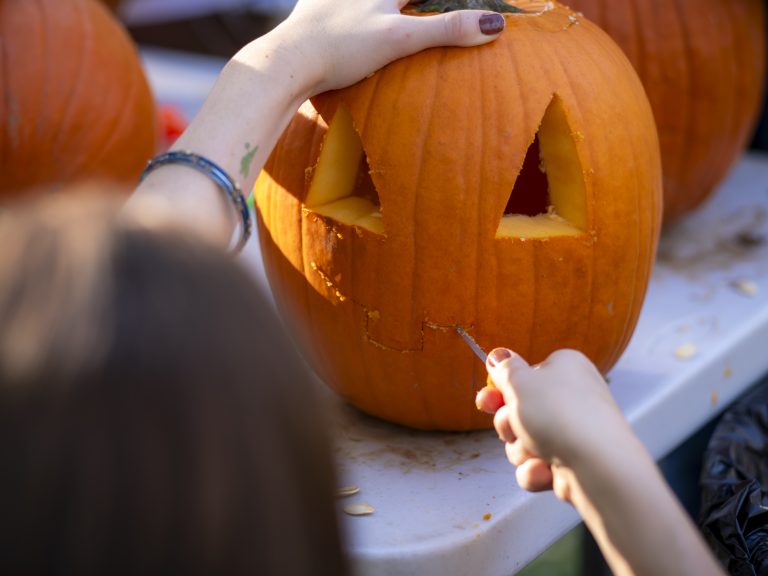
700, 381, 768, 575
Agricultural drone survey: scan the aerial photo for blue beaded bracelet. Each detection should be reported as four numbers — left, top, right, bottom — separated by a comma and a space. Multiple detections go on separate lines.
141, 150, 253, 253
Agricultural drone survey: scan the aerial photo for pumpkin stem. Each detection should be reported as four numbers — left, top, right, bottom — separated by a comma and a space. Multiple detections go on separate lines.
408, 0, 523, 13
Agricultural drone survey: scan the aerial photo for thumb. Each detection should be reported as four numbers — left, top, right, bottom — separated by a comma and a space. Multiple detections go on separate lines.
485, 348, 530, 399
402, 11, 505, 51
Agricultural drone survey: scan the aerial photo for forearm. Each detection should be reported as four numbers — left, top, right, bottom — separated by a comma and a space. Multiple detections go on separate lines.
125, 2, 505, 247
567, 431, 723, 576
129, 26, 318, 246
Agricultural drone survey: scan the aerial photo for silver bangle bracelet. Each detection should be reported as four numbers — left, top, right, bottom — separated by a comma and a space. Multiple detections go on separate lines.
141, 150, 253, 253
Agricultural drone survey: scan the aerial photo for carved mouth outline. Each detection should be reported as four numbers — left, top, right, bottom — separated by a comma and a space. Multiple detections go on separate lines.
310, 254, 472, 353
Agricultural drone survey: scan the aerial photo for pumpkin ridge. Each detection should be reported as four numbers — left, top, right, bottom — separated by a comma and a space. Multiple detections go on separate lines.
572, 30, 611, 355
443, 46, 479, 325
719, 0, 739, 156
580, 24, 646, 366
0, 18, 11, 175
718, 0, 759, 197
527, 241, 540, 361
670, 0, 695, 212
613, 98, 643, 366
627, 0, 645, 79
609, 56, 655, 365
2, 2, 36, 181
728, 4, 750, 146
76, 43, 141, 179
409, 51, 446, 346
472, 43, 485, 328
595, 0, 606, 26
50, 0, 92, 180
34, 0, 50, 148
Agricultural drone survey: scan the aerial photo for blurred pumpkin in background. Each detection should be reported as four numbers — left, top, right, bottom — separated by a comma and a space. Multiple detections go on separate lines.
98, 0, 122, 12
255, 0, 662, 430
566, 0, 766, 223
0, 0, 156, 197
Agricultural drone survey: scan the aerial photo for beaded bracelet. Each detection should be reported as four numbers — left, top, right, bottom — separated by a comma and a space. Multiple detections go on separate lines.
140, 150, 253, 253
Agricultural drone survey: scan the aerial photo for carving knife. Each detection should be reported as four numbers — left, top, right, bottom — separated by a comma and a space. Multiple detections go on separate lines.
455, 325, 487, 363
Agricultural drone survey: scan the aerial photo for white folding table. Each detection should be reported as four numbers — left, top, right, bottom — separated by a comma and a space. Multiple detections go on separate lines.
142, 47, 768, 575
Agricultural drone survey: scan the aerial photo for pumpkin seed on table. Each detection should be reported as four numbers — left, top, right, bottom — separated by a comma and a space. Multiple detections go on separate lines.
343, 503, 375, 516
336, 485, 360, 498
729, 279, 759, 297
674, 343, 698, 360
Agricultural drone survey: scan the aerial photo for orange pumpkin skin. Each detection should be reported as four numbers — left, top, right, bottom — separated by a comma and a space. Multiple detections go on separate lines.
0, 0, 156, 197
566, 0, 766, 223
98, 0, 122, 11
256, 1, 662, 430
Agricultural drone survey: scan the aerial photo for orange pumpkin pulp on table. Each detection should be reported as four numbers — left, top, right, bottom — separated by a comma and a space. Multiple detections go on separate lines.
255, 0, 663, 430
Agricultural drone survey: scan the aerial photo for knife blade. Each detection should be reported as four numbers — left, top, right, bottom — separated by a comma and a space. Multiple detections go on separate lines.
455, 325, 487, 363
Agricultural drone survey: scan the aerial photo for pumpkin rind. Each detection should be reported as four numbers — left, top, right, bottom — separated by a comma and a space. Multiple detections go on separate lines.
565, 0, 766, 223
256, 1, 662, 430
0, 0, 157, 197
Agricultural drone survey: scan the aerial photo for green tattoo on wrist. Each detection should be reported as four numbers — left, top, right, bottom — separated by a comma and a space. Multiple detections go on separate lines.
240, 142, 259, 179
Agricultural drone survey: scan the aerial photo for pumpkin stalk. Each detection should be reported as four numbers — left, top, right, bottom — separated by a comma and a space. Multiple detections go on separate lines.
409, 0, 523, 14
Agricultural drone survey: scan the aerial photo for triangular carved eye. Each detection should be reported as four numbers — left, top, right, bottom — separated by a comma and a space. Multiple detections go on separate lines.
497, 94, 588, 238
304, 106, 384, 235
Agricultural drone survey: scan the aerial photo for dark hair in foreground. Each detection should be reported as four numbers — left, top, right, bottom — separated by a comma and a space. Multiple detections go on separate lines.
0, 192, 348, 575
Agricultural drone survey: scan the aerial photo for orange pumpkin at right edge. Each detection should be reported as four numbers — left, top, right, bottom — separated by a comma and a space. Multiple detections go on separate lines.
566, 0, 766, 223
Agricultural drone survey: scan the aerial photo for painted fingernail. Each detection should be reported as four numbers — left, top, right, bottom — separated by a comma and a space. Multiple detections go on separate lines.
488, 348, 513, 367
479, 13, 505, 36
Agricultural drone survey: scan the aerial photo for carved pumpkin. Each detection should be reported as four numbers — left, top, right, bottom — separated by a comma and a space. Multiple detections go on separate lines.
0, 0, 156, 197
566, 0, 766, 222
255, 0, 662, 430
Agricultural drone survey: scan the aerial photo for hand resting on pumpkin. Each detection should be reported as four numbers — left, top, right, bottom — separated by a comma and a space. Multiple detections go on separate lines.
476, 348, 724, 576
129, 0, 505, 249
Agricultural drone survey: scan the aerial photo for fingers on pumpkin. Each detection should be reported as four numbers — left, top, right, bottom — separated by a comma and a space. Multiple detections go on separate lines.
399, 10, 505, 52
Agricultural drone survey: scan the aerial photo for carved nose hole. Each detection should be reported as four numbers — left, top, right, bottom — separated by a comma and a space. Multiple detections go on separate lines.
504, 136, 549, 217
496, 94, 588, 239
354, 153, 379, 209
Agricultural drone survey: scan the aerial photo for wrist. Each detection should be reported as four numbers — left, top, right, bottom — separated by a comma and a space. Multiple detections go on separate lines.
556, 408, 638, 470
565, 424, 659, 506
233, 24, 325, 104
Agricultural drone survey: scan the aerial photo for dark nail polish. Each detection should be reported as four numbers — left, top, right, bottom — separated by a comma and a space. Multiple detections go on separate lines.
488, 348, 512, 367
479, 13, 505, 36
